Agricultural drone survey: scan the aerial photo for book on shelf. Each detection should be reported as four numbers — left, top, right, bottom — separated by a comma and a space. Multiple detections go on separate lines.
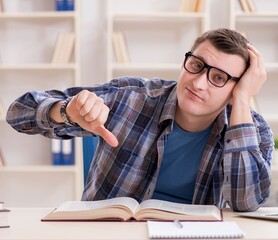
0, 98, 5, 119
239, 0, 255, 12
147, 221, 244, 239
250, 96, 259, 112
52, 32, 75, 64
55, 0, 75, 11
112, 31, 130, 64
0, 202, 10, 228
179, 0, 202, 12
0, 0, 4, 13
51, 139, 74, 165
41, 197, 222, 222
0, 146, 5, 167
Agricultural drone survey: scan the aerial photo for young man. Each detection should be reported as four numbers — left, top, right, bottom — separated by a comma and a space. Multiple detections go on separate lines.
6, 28, 273, 212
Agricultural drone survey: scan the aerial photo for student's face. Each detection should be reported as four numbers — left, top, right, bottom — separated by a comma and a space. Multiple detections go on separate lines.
176, 40, 245, 120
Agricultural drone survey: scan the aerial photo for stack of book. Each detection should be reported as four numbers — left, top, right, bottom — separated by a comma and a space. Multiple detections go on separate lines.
0, 202, 10, 228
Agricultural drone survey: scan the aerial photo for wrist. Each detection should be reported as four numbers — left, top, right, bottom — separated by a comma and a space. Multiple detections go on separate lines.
60, 97, 78, 126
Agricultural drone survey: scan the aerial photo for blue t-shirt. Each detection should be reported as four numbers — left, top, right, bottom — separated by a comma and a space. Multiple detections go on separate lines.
152, 122, 212, 204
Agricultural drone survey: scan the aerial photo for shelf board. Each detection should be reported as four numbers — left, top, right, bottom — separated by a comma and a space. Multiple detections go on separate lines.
111, 63, 180, 72
0, 165, 77, 173
235, 12, 278, 21
113, 11, 206, 22
266, 62, 278, 71
0, 63, 77, 71
263, 114, 278, 122
0, 11, 76, 19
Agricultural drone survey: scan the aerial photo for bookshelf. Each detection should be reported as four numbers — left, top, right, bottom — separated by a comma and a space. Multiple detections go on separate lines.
229, 0, 278, 206
229, 0, 278, 135
0, 0, 83, 207
106, 0, 210, 81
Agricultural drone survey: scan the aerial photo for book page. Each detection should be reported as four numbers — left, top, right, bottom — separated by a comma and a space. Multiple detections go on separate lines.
139, 199, 219, 216
55, 197, 140, 215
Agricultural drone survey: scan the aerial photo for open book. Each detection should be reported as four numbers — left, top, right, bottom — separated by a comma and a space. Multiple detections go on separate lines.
42, 197, 222, 222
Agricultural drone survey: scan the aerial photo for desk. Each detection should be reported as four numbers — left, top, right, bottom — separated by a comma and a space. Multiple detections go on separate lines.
1, 207, 277, 240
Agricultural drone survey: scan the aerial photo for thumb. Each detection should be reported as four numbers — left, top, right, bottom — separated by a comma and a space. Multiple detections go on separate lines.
93, 125, 119, 147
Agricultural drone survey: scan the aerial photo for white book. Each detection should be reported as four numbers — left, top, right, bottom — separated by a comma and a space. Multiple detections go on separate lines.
112, 31, 129, 63
52, 32, 66, 63
52, 32, 75, 63
147, 221, 244, 239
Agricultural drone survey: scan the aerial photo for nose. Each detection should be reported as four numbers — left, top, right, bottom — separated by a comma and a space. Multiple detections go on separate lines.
192, 70, 209, 89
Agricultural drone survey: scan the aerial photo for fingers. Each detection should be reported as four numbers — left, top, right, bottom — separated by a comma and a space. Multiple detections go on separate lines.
68, 90, 119, 147
73, 90, 109, 126
93, 125, 119, 147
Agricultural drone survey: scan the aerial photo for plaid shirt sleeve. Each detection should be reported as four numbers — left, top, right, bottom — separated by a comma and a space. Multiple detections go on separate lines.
6, 88, 92, 139
222, 122, 273, 212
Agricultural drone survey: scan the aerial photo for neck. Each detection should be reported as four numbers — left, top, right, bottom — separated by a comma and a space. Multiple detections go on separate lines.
174, 109, 216, 132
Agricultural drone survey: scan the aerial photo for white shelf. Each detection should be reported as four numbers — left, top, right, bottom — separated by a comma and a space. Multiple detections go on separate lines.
113, 11, 206, 21
107, 0, 210, 80
0, 11, 76, 19
0, 64, 77, 71
0, 0, 83, 207
0, 165, 77, 173
111, 63, 180, 71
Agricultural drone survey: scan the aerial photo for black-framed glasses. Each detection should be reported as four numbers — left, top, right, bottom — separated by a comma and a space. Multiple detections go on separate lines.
184, 52, 241, 88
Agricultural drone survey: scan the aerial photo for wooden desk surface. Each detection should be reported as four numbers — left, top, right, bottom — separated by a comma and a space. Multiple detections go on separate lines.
1, 207, 277, 240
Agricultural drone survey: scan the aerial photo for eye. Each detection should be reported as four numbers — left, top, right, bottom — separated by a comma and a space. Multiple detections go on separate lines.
190, 59, 204, 71
210, 71, 227, 84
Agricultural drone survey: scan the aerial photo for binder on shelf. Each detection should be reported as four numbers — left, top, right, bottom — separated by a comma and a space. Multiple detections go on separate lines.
51, 139, 63, 165
55, 0, 75, 11
66, 0, 75, 11
55, 0, 65, 11
62, 139, 74, 165
112, 31, 129, 64
52, 32, 75, 64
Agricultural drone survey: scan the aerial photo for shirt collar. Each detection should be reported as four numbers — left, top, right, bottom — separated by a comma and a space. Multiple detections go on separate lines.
158, 84, 230, 137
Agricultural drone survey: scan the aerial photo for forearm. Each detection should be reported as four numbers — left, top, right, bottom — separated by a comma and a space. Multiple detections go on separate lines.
222, 123, 273, 211
6, 90, 89, 138
230, 97, 253, 126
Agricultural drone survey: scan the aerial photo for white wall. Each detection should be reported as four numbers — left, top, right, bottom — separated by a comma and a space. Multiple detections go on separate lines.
79, 0, 230, 86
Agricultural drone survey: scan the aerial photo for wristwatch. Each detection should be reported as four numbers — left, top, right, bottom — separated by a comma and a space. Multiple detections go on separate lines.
60, 97, 78, 126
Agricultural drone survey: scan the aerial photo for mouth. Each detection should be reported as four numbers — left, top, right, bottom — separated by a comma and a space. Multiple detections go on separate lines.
186, 88, 204, 102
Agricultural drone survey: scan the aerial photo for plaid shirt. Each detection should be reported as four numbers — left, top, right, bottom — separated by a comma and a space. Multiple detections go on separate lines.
7, 77, 274, 211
